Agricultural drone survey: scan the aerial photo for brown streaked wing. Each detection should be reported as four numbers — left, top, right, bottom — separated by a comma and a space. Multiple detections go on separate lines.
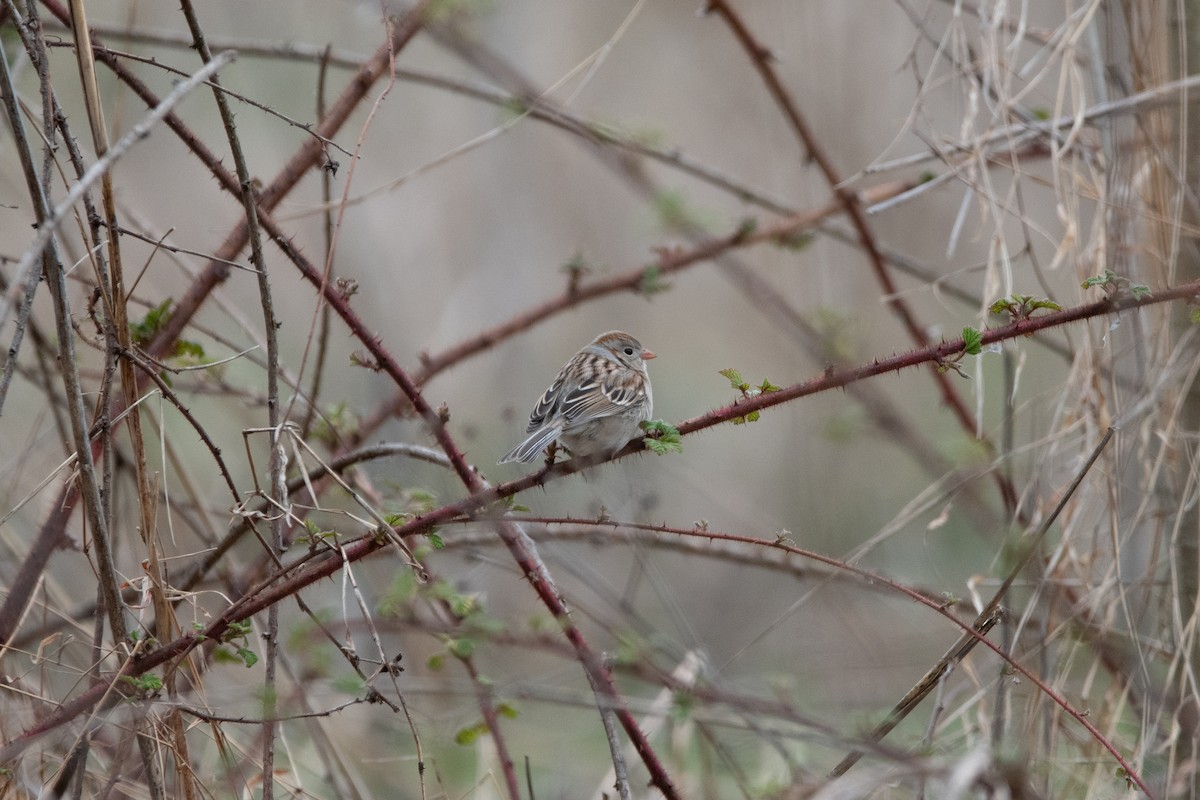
560, 368, 645, 424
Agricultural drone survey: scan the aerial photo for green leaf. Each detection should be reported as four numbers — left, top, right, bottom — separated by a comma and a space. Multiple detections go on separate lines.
989, 293, 1060, 320
403, 488, 438, 515
447, 638, 476, 658
496, 702, 519, 719
426, 581, 479, 618
172, 339, 206, 360
1082, 270, 1151, 301
639, 264, 672, 295
988, 298, 1015, 316
428, 532, 445, 550
333, 674, 366, 694
640, 419, 682, 455
454, 722, 488, 746
670, 690, 695, 721
653, 189, 692, 229
612, 632, 644, 666
122, 673, 163, 693
498, 495, 531, 513
645, 437, 682, 455
236, 647, 258, 668
961, 326, 983, 356
1191, 307, 1200, 325
427, 653, 445, 672
561, 251, 589, 276
734, 217, 758, 240
213, 647, 241, 665
758, 378, 781, 394
464, 612, 506, 635
773, 230, 814, 251
449, 594, 478, 618
719, 367, 748, 391
131, 298, 174, 345
378, 571, 419, 617
1082, 270, 1117, 289
225, 620, 252, 640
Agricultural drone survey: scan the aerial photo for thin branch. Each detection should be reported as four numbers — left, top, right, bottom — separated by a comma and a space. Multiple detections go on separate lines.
703, 0, 1016, 511
176, 697, 369, 724
2, 51, 235, 314
828, 428, 1116, 778
176, 4, 282, 797
0, 7, 124, 655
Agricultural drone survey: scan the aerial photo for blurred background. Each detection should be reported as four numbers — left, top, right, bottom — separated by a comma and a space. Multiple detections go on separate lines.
0, 1, 1194, 798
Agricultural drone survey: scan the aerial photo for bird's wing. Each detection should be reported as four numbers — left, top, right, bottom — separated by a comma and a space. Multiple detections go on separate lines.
526, 370, 570, 432
559, 371, 645, 424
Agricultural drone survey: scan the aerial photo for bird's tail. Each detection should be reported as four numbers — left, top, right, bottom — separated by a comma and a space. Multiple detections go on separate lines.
498, 425, 562, 464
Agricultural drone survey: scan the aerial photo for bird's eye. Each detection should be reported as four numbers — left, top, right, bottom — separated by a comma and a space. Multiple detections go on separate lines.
624, 347, 635, 356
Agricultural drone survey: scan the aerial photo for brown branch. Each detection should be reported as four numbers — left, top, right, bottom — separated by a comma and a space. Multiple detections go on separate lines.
496, 503, 1142, 794
62, 12, 680, 785
26, 406, 1144, 790
703, 0, 1017, 513
0, 280, 1160, 782
418, 20, 1016, 549
34, 0, 430, 359
252, 188, 682, 800
229, 281, 1183, 558
411, 199, 842, 385
458, 654, 521, 800
0, 0, 430, 652
2, 20, 1180, 777
0, 2, 124, 656
828, 428, 1116, 779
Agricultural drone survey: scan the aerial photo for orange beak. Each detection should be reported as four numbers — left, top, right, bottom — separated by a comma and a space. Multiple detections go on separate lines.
642, 349, 656, 360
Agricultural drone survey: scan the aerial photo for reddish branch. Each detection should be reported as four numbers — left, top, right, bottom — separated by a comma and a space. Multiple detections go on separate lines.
1, 8, 1176, 794
11, 6, 679, 793
255, 192, 681, 800
0, 1, 432, 646
413, 198, 839, 381
702, 0, 1018, 511
2, 277, 1184, 786
499, 513, 1145, 795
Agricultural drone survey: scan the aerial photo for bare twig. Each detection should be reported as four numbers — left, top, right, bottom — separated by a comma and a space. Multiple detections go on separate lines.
3, 52, 235, 314
703, 0, 1017, 513
0, 5, 125, 656
828, 429, 1115, 778
176, 4, 282, 796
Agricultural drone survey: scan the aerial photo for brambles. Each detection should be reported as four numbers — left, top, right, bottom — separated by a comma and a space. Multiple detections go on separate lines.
1082, 270, 1151, 301
641, 418, 683, 454
719, 367, 780, 424
989, 293, 1064, 323
937, 327, 983, 377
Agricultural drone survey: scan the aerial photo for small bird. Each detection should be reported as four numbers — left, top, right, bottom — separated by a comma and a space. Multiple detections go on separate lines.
499, 330, 655, 464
